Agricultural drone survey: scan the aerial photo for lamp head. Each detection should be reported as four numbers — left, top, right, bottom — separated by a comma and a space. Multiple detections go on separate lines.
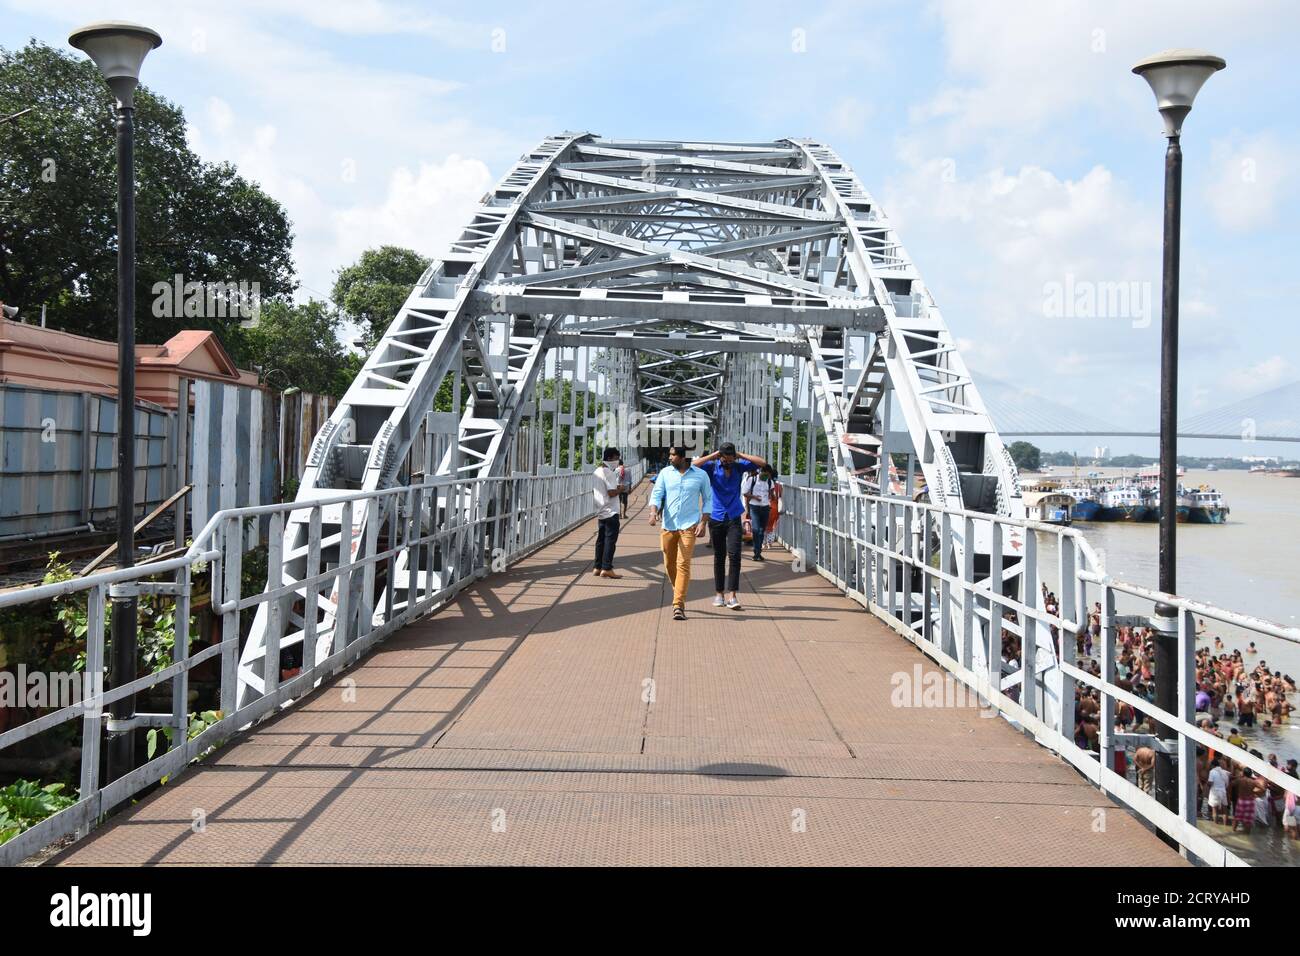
1132, 48, 1225, 137
69, 21, 162, 110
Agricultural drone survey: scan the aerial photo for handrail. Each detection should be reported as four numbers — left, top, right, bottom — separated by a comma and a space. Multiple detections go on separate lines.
0, 462, 645, 865
776, 483, 1299, 867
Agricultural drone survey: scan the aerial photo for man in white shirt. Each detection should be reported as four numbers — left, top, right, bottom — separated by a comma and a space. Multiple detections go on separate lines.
592, 447, 624, 578
741, 464, 776, 561
1206, 755, 1230, 824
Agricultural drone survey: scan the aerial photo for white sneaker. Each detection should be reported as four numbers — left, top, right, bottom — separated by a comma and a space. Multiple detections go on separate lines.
713, 595, 725, 607
727, 595, 742, 610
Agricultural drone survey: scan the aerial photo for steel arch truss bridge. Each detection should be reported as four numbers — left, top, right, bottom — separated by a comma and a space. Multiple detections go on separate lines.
237, 134, 1025, 707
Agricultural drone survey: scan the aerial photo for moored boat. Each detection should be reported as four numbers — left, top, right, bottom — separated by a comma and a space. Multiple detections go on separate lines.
1098, 484, 1149, 522
1185, 485, 1230, 523
1024, 490, 1073, 525
1058, 485, 1101, 521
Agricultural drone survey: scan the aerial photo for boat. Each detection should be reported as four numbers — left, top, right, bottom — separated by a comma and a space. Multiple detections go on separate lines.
1249, 463, 1270, 473
1269, 467, 1300, 477
1058, 485, 1101, 521
1023, 490, 1073, 525
1139, 486, 1160, 522
1097, 484, 1149, 521
1206, 463, 1218, 472
1185, 485, 1230, 523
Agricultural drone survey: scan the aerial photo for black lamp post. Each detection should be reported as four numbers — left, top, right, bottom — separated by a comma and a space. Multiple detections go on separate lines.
69, 20, 162, 783
1132, 48, 1224, 819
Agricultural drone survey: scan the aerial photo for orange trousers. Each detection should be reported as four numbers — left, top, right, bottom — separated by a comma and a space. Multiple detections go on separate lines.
660, 528, 697, 608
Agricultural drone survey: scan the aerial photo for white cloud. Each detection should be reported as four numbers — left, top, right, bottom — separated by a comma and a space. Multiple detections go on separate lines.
917, 0, 1300, 153
1223, 356, 1292, 393
1205, 134, 1296, 232
332, 156, 493, 267
882, 156, 1162, 425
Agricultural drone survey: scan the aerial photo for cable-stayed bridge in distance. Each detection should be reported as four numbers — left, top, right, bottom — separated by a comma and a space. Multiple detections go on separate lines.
977, 374, 1300, 443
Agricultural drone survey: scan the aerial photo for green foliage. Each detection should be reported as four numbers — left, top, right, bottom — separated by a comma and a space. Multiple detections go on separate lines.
1007, 441, 1042, 472
0, 779, 76, 844
146, 709, 223, 765
42, 552, 197, 675
0, 41, 296, 347
332, 245, 430, 344
243, 299, 351, 397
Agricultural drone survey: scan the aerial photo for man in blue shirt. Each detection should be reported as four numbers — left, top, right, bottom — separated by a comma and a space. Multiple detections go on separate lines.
694, 442, 767, 610
649, 445, 712, 621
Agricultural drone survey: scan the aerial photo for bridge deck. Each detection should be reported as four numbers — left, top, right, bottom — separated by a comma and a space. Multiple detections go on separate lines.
54, 488, 1182, 866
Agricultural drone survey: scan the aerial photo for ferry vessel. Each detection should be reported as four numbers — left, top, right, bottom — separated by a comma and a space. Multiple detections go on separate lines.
1023, 490, 1073, 525
1058, 485, 1101, 521
1098, 485, 1149, 522
1142, 487, 1189, 522
1184, 485, 1230, 523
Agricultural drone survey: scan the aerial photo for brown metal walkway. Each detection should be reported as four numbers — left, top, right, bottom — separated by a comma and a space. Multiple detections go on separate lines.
54, 488, 1182, 866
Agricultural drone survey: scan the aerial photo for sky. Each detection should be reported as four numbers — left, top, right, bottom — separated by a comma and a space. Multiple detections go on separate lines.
3, 0, 1297, 459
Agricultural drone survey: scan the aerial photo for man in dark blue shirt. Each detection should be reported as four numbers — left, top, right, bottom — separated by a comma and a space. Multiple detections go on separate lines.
694, 442, 767, 610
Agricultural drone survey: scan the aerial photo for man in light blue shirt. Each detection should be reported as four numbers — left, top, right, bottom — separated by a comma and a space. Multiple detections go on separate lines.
649, 446, 712, 620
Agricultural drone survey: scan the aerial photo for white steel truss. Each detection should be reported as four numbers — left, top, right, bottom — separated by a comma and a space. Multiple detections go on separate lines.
238, 134, 1025, 707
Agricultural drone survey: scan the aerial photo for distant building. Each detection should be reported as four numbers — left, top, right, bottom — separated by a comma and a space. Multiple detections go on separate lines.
1093, 445, 1109, 461
0, 316, 260, 409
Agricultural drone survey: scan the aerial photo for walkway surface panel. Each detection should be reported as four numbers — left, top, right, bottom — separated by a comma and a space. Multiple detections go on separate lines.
53, 487, 1184, 867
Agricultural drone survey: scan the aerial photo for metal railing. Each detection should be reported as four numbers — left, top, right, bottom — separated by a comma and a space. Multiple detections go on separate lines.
777, 484, 1300, 866
0, 462, 642, 865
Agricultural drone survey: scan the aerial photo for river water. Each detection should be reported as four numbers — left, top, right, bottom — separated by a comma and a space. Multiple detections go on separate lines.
1033, 468, 1300, 763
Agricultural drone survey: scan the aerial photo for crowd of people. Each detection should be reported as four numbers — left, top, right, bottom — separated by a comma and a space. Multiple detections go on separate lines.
1052, 596, 1300, 842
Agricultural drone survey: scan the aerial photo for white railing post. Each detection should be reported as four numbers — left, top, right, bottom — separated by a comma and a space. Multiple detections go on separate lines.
987, 519, 1003, 691
1020, 526, 1038, 719
1058, 535, 1078, 743
264, 511, 284, 697
900, 503, 914, 632
78, 583, 106, 835
1177, 607, 1198, 832
219, 517, 242, 715
302, 507, 322, 679
335, 499, 354, 658
939, 510, 955, 660
415, 485, 429, 615
1099, 585, 1117, 773
959, 514, 975, 672
171, 557, 192, 745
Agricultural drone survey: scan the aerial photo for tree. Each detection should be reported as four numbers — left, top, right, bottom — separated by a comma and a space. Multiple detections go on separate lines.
0, 41, 296, 349
331, 246, 430, 345
1007, 441, 1042, 472
243, 299, 353, 398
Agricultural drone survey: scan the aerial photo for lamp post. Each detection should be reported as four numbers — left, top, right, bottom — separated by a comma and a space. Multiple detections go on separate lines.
69, 21, 162, 783
1132, 48, 1224, 821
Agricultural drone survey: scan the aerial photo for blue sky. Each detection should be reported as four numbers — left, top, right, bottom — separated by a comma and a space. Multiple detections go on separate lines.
4, 0, 1297, 457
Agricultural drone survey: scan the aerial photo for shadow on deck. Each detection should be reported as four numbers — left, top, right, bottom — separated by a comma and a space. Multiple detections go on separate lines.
51, 488, 1184, 866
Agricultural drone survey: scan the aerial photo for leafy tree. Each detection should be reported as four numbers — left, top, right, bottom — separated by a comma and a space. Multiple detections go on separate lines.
332, 245, 430, 345
1007, 440, 1042, 472
0, 41, 295, 347
243, 299, 353, 398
